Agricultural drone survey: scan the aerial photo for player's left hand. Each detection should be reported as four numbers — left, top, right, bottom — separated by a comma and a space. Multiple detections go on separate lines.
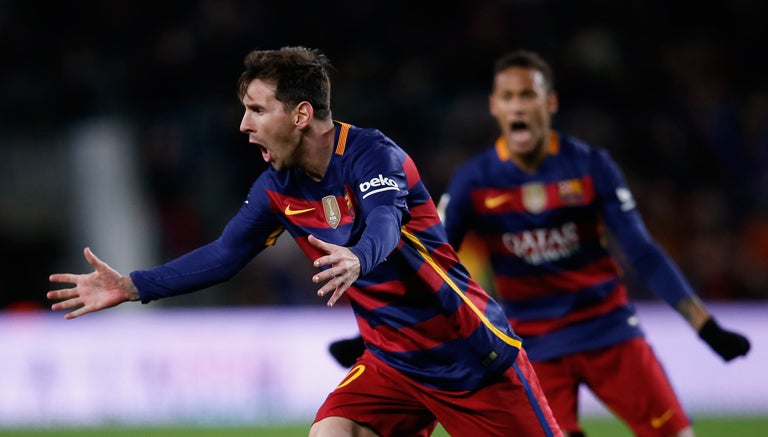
698, 317, 751, 362
308, 235, 361, 307
329, 335, 366, 367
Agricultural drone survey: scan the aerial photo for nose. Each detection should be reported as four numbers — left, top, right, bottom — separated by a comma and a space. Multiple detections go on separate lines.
508, 96, 525, 110
239, 110, 253, 134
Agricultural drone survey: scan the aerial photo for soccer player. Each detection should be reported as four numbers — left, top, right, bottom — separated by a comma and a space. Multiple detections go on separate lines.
437, 50, 751, 437
47, 46, 562, 437
329, 49, 752, 437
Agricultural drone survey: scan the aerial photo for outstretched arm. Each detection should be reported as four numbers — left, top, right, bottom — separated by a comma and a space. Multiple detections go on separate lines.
47, 247, 139, 319
593, 150, 751, 362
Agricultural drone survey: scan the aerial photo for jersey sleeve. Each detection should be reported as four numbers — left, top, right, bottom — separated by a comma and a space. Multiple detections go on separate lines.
591, 148, 696, 306
131, 175, 284, 302
438, 162, 475, 251
346, 135, 408, 276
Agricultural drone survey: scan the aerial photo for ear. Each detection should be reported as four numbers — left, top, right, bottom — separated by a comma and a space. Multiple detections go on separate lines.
488, 93, 498, 118
294, 101, 314, 129
547, 90, 559, 115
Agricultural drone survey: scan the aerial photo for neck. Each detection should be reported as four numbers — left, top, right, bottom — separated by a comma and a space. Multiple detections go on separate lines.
510, 145, 548, 173
300, 119, 336, 181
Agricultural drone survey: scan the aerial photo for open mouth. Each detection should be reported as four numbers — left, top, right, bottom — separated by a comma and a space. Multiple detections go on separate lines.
508, 121, 532, 144
510, 121, 528, 131
257, 144, 271, 163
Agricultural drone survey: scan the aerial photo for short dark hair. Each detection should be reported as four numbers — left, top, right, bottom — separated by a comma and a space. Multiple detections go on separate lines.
237, 46, 333, 120
493, 50, 554, 92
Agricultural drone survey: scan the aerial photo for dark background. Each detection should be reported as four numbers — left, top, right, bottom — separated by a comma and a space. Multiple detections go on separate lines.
2, 0, 767, 309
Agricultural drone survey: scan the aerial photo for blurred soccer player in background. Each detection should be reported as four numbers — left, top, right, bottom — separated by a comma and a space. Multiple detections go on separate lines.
47, 46, 562, 437
438, 50, 751, 437
330, 49, 751, 437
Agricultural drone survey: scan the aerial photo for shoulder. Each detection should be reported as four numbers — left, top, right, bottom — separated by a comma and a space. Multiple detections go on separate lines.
557, 132, 616, 165
342, 123, 406, 163
347, 124, 397, 149
457, 146, 498, 174
558, 133, 594, 156
448, 146, 497, 189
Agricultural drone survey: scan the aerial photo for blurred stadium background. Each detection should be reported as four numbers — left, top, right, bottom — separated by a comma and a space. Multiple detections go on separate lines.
1, 0, 766, 433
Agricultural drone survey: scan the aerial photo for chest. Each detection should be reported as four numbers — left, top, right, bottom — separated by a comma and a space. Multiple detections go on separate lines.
269, 177, 361, 246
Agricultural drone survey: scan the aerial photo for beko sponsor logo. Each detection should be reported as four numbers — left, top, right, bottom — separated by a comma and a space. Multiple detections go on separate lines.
359, 174, 400, 199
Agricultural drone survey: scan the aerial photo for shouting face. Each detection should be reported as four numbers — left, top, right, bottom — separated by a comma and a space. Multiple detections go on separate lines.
239, 79, 303, 171
489, 66, 558, 170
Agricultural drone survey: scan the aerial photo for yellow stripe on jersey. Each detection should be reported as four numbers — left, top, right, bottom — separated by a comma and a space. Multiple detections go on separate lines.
401, 228, 522, 349
335, 121, 351, 155
265, 225, 285, 246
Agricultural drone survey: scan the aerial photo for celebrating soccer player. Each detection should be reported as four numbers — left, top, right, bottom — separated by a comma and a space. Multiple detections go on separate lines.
436, 49, 750, 437
48, 47, 562, 437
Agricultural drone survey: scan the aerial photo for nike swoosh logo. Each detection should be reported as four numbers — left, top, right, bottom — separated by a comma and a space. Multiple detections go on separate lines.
284, 205, 316, 216
484, 194, 512, 209
651, 409, 674, 429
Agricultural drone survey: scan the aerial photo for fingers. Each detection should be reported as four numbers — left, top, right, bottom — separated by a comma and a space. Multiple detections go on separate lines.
47, 287, 89, 319
326, 288, 346, 307
307, 234, 323, 247
50, 296, 82, 311
49, 273, 80, 284
315, 275, 351, 307
84, 247, 103, 270
47, 283, 82, 309
314, 276, 336, 296
64, 306, 88, 320
308, 234, 334, 255
308, 235, 355, 307
46, 287, 78, 301
314, 252, 343, 270
312, 266, 337, 284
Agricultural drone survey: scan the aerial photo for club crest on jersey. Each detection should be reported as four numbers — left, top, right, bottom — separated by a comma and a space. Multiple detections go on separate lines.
344, 190, 356, 220
322, 195, 341, 229
557, 179, 585, 205
521, 183, 547, 213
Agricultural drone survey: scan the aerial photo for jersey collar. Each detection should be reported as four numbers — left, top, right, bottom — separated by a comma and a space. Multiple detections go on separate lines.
495, 130, 560, 162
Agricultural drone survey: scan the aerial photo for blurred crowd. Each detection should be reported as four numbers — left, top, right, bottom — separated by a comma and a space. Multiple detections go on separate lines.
1, 0, 766, 309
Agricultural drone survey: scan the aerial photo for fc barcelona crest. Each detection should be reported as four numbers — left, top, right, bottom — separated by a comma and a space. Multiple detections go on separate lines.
322, 195, 341, 229
521, 183, 547, 213
557, 179, 585, 205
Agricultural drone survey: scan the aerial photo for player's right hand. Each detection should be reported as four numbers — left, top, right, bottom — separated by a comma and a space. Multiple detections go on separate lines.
47, 247, 139, 319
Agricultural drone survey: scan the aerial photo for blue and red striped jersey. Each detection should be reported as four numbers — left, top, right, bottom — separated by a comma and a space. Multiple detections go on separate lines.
131, 121, 522, 390
440, 132, 695, 361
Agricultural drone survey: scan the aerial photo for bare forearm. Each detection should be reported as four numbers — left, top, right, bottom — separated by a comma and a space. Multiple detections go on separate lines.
675, 295, 711, 331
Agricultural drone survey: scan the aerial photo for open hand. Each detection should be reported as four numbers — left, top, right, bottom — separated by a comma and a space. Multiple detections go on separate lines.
308, 235, 361, 307
47, 247, 138, 319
